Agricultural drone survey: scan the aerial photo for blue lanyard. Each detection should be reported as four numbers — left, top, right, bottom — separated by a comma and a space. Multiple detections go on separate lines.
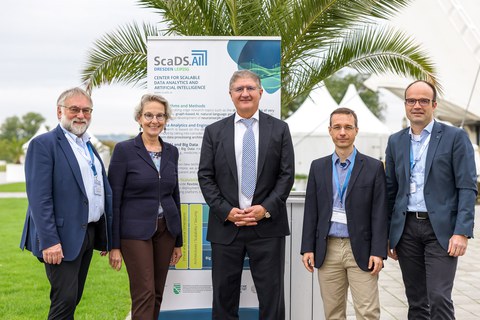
332, 148, 356, 206
409, 133, 431, 171
86, 142, 98, 177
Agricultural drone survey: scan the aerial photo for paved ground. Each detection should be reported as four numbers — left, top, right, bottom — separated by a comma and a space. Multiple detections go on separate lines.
346, 207, 480, 319
0, 192, 27, 198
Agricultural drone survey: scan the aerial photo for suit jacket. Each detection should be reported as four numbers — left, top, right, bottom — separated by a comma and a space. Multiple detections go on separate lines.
386, 121, 477, 251
198, 111, 295, 245
20, 125, 113, 261
300, 151, 388, 271
108, 133, 182, 248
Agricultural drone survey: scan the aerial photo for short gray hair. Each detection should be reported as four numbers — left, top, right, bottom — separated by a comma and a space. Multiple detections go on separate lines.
56, 87, 92, 107
229, 70, 262, 90
134, 94, 172, 121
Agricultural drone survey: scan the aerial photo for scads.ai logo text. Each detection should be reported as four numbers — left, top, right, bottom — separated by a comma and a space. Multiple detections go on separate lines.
154, 49, 208, 72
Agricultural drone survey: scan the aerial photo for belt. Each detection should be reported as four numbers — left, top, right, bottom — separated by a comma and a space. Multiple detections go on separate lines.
407, 211, 429, 220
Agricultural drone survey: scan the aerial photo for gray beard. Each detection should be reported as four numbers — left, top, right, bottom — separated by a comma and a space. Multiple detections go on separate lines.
60, 114, 90, 136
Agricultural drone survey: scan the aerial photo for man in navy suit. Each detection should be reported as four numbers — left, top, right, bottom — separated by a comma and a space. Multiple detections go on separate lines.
20, 87, 112, 319
301, 107, 388, 319
386, 80, 477, 319
198, 70, 294, 320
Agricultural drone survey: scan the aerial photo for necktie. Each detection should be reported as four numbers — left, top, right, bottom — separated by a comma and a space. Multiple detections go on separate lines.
240, 118, 256, 198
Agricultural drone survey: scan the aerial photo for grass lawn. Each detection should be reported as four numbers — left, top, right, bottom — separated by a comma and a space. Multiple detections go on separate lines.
0, 198, 131, 319
0, 182, 26, 192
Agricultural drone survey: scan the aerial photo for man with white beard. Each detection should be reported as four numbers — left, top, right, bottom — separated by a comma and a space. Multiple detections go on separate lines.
20, 87, 112, 319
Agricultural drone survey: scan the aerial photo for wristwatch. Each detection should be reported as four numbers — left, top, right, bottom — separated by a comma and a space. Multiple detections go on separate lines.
264, 211, 271, 219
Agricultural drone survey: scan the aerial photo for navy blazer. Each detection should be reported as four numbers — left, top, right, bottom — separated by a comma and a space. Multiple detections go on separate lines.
20, 125, 113, 261
386, 121, 477, 251
108, 133, 182, 248
300, 151, 388, 271
198, 111, 295, 245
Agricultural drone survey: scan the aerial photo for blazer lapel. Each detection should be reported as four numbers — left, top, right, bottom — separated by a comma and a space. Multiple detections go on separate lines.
346, 151, 363, 199
159, 139, 172, 177
223, 115, 238, 185
134, 134, 158, 171
257, 111, 273, 179
55, 125, 87, 197
424, 121, 442, 182
401, 129, 411, 184
324, 157, 333, 211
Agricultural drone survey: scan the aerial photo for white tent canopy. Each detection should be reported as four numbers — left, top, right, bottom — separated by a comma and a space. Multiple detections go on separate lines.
286, 86, 338, 175
286, 85, 338, 135
20, 124, 49, 164
339, 84, 391, 161
339, 84, 390, 135
365, 0, 480, 128
286, 85, 390, 176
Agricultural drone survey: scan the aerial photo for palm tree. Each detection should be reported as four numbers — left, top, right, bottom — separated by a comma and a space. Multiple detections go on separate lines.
81, 0, 439, 118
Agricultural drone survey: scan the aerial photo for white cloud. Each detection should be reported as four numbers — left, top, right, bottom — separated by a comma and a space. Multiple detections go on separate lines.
0, 0, 159, 134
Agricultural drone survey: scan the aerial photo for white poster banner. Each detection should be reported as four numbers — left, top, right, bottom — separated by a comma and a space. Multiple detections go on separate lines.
147, 36, 281, 319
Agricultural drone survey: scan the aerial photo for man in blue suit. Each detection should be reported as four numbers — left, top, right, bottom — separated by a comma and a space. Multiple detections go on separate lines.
20, 87, 112, 319
386, 80, 477, 319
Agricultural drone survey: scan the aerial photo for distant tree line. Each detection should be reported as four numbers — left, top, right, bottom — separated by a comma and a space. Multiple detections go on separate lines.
0, 112, 45, 163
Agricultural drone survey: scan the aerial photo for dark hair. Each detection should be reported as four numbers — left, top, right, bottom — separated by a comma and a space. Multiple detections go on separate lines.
404, 80, 437, 101
329, 107, 358, 127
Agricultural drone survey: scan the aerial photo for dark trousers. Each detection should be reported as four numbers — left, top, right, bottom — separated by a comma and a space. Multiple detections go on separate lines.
44, 223, 95, 320
121, 218, 176, 320
211, 227, 286, 320
396, 214, 457, 320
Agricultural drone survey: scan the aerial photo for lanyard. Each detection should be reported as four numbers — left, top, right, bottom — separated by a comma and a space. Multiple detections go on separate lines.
332, 148, 356, 206
86, 142, 98, 177
409, 133, 431, 171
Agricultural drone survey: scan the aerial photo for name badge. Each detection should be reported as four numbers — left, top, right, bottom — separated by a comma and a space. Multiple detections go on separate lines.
94, 179, 103, 196
331, 208, 347, 224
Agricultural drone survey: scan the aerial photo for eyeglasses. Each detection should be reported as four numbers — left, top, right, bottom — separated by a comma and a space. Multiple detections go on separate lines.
61, 105, 93, 115
231, 86, 258, 93
405, 98, 433, 107
330, 125, 356, 132
143, 112, 166, 121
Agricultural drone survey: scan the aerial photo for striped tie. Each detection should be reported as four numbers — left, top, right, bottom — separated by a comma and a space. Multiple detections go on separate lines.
240, 118, 256, 198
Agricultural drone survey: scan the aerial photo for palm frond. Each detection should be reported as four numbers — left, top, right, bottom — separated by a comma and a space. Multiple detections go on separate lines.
321, 26, 440, 89
83, 0, 441, 117
283, 25, 440, 115
81, 22, 157, 91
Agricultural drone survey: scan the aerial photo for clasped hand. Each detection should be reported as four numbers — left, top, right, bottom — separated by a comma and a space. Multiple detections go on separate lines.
228, 205, 266, 227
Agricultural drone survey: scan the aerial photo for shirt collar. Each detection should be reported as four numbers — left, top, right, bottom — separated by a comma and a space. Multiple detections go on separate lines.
409, 119, 434, 138
235, 109, 260, 123
332, 147, 356, 168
